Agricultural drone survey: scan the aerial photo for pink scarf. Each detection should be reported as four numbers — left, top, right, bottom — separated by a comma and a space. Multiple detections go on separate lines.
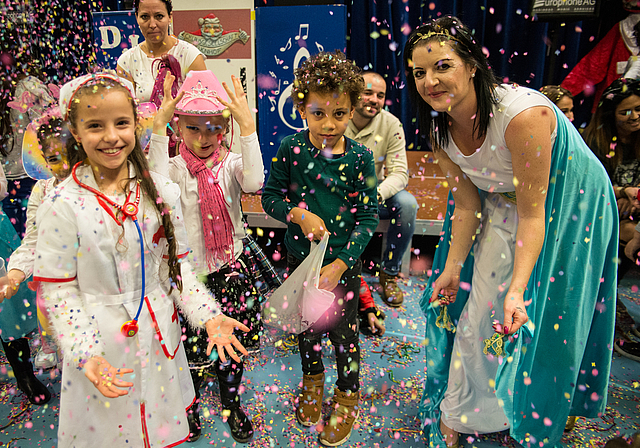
179, 140, 234, 270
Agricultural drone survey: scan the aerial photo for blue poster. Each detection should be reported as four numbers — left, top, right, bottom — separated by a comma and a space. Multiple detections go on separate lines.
92, 11, 143, 69
255, 5, 347, 180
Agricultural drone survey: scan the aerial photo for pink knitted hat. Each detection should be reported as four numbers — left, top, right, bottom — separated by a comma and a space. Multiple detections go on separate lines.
175, 70, 229, 116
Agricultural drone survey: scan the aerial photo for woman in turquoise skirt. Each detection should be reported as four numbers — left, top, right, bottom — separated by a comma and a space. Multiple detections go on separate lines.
0, 164, 50, 404
403, 16, 618, 447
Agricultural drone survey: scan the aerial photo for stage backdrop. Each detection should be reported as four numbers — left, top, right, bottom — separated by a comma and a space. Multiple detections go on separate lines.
173, 0, 255, 155
255, 5, 347, 180
92, 10, 141, 69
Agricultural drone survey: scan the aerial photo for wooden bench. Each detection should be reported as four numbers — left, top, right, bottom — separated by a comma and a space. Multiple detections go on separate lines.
242, 151, 450, 274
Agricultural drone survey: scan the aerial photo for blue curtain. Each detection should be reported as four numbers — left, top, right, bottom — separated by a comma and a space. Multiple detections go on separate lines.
346, 0, 626, 149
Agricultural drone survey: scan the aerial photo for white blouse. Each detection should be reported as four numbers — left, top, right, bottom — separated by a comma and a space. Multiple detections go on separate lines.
443, 85, 558, 193
117, 39, 203, 102
147, 132, 265, 274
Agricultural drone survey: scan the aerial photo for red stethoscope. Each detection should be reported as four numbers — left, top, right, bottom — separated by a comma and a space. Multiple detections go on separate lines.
71, 162, 145, 338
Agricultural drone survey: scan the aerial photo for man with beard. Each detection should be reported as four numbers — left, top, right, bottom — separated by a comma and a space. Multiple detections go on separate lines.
346, 72, 417, 309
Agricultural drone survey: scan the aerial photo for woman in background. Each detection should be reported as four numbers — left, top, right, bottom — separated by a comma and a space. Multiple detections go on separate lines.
582, 77, 640, 361
117, 0, 205, 103
540, 84, 575, 121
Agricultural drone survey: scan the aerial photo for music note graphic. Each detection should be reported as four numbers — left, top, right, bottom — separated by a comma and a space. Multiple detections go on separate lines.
274, 55, 283, 65
268, 97, 277, 112
295, 24, 309, 40
280, 38, 292, 52
315, 42, 324, 52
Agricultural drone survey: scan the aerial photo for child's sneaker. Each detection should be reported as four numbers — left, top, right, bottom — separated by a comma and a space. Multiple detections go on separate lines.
319, 388, 360, 446
34, 349, 58, 370
296, 372, 325, 426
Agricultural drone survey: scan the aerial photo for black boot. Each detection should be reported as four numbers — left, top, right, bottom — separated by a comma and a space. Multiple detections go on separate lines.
187, 370, 204, 442
217, 361, 253, 443
2, 338, 51, 405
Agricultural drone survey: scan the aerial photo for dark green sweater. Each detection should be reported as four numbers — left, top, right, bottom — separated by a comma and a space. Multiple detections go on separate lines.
262, 130, 379, 268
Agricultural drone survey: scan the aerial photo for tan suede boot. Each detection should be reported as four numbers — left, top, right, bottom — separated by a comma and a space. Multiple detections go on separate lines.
319, 388, 360, 446
379, 271, 404, 307
296, 372, 325, 426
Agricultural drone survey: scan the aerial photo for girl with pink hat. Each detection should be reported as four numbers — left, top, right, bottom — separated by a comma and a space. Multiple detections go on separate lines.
149, 70, 264, 443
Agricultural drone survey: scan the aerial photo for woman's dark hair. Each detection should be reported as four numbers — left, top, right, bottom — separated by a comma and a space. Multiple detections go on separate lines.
134, 0, 172, 15
403, 16, 500, 151
582, 78, 640, 174
67, 78, 183, 293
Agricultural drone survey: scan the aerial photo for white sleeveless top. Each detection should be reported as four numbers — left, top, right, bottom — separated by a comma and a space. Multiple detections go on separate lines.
443, 84, 558, 193
117, 39, 202, 102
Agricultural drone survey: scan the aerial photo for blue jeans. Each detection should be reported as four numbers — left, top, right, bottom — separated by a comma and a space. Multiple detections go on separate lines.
378, 189, 418, 275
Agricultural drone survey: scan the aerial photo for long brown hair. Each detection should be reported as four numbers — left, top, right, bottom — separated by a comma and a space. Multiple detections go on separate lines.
66, 79, 183, 293
582, 78, 640, 176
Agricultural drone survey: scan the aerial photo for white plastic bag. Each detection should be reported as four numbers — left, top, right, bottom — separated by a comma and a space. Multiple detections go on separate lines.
263, 233, 335, 334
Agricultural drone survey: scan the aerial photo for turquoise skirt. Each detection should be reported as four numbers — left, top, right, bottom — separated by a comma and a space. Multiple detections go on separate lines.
0, 205, 37, 341
419, 111, 618, 447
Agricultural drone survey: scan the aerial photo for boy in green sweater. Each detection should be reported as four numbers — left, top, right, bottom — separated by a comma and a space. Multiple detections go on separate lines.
262, 51, 378, 446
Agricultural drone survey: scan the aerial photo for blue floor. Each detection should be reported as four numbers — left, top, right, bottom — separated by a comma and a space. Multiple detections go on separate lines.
1, 268, 638, 447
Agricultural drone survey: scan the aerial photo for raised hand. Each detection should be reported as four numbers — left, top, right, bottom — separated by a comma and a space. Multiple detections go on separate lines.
205, 313, 250, 363
83, 356, 134, 398
217, 75, 256, 136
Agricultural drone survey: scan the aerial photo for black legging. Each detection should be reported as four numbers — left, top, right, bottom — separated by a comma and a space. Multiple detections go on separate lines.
287, 254, 362, 392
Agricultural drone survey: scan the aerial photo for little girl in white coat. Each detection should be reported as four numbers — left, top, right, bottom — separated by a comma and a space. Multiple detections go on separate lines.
34, 72, 248, 448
